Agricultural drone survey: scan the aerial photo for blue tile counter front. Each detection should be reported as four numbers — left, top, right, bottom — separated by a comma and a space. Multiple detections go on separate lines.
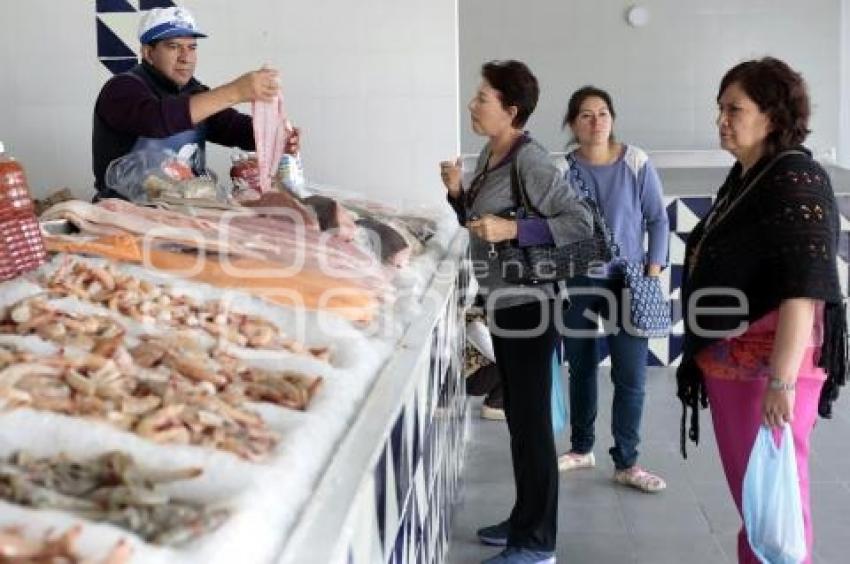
630, 195, 850, 367
278, 232, 471, 564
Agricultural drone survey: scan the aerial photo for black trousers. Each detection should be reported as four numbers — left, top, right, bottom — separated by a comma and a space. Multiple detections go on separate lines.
489, 299, 559, 551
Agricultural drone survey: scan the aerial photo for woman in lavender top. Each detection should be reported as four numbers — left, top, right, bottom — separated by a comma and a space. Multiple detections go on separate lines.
556, 86, 670, 493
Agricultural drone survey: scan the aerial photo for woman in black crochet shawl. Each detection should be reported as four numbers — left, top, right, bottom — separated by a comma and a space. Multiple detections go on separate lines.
677, 57, 847, 563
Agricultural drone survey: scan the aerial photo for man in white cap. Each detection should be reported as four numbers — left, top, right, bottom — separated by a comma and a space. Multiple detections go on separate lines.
92, 6, 299, 200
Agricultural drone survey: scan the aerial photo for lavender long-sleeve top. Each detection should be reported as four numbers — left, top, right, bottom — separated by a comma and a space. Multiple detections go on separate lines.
518, 145, 669, 273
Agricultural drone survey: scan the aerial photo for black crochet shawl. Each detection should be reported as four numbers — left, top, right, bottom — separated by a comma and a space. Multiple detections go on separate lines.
677, 147, 848, 458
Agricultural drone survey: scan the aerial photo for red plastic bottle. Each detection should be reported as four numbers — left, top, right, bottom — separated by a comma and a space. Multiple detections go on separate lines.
0, 141, 47, 281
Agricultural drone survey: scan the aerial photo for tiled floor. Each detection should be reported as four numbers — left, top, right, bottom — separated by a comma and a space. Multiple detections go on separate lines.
448, 367, 850, 563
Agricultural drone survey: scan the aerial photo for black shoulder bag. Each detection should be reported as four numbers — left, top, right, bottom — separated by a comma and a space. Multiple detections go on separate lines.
496, 159, 614, 285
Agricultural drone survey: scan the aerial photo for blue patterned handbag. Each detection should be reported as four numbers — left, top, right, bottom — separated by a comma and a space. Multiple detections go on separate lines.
566, 154, 671, 337
621, 261, 671, 337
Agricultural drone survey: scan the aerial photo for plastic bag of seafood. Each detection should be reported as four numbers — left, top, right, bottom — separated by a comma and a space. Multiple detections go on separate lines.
105, 149, 224, 203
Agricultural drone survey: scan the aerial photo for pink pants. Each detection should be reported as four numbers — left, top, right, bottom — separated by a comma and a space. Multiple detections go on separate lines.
704, 375, 822, 563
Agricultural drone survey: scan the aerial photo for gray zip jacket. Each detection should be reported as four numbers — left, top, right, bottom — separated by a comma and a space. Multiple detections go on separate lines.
450, 137, 593, 309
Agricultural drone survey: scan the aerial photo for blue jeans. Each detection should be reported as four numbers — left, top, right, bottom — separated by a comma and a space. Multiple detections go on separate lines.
562, 276, 648, 470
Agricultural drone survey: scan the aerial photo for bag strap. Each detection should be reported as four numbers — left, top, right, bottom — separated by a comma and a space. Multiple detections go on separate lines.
701, 149, 806, 237
565, 152, 596, 201
565, 152, 621, 257
509, 158, 543, 218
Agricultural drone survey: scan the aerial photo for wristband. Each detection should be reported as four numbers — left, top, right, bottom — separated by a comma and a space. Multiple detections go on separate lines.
768, 377, 795, 391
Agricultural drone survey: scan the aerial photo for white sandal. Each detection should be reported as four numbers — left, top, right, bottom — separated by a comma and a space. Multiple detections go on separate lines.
557, 451, 595, 472
613, 466, 666, 493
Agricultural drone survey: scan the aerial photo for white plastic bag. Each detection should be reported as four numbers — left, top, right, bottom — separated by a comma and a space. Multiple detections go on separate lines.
742, 424, 806, 564
466, 319, 495, 364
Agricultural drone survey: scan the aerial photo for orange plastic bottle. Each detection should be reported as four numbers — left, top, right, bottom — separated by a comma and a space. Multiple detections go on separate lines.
0, 141, 47, 281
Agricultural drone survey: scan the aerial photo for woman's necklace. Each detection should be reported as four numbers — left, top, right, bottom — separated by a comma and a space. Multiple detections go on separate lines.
687, 168, 753, 274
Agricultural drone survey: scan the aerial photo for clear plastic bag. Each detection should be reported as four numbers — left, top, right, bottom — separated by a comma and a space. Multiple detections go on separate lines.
105, 149, 222, 202
229, 151, 261, 201
742, 424, 807, 564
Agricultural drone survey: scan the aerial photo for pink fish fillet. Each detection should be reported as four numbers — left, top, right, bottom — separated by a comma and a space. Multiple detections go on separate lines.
252, 94, 291, 193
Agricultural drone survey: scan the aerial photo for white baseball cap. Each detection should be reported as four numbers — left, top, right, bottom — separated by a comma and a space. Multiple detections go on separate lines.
138, 7, 207, 45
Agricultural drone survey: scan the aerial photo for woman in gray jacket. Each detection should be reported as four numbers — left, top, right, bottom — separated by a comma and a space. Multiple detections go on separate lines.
441, 60, 592, 564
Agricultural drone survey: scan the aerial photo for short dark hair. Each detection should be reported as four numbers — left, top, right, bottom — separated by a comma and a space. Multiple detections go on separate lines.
562, 85, 617, 129
481, 60, 539, 128
717, 57, 811, 155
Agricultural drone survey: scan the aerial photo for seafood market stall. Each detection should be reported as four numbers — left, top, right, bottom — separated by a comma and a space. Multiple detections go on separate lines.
279, 230, 471, 564
0, 176, 471, 563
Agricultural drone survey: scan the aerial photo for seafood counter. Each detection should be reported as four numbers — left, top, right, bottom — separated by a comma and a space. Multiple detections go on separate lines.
0, 191, 470, 564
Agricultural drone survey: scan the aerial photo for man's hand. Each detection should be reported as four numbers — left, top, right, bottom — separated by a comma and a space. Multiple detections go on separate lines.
467, 215, 517, 243
440, 157, 463, 199
229, 68, 280, 103
646, 263, 662, 277
190, 68, 281, 125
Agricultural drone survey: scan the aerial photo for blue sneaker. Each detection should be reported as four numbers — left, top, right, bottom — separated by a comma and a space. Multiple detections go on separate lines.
481, 547, 556, 564
476, 520, 509, 546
